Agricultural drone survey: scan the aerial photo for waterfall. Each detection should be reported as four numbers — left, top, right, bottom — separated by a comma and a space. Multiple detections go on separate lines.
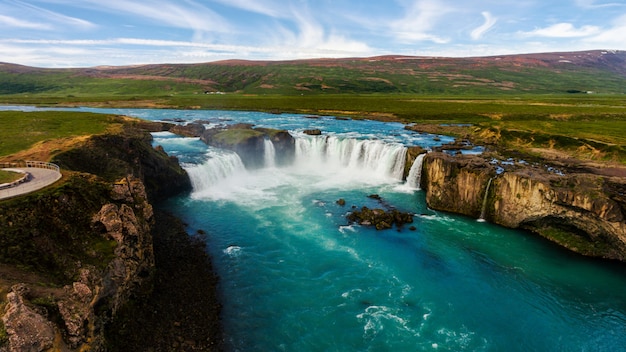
294, 135, 407, 180
478, 177, 494, 222
185, 149, 247, 193
264, 139, 276, 168
406, 153, 426, 189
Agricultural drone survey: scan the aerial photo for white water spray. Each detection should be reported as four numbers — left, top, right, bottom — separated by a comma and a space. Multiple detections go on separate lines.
186, 135, 411, 200
294, 135, 408, 181
264, 139, 276, 168
406, 153, 426, 189
185, 149, 247, 192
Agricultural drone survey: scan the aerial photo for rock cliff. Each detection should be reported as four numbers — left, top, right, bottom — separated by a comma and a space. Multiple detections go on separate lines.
0, 125, 219, 351
422, 152, 626, 261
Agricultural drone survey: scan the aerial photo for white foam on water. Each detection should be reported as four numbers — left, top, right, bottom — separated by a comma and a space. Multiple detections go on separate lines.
223, 245, 242, 257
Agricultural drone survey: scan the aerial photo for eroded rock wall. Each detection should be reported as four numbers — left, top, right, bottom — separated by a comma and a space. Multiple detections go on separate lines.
1, 127, 192, 351
422, 152, 626, 261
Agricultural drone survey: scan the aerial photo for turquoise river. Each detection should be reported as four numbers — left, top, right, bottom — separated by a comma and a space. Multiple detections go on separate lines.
5, 107, 626, 351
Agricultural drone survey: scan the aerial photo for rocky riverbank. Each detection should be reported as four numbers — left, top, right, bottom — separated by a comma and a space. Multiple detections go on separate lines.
0, 123, 222, 351
421, 152, 626, 261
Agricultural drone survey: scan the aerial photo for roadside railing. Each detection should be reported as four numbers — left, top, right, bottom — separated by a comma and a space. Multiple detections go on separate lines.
0, 161, 61, 192
0, 161, 60, 173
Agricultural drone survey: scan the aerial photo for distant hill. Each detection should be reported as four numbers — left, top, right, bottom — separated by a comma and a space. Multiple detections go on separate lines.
1, 50, 625, 95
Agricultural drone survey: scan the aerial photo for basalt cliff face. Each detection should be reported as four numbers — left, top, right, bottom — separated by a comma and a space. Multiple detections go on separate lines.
422, 152, 626, 261
0, 125, 215, 351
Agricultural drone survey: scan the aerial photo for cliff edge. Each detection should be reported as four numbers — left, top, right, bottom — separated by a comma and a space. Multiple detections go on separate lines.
0, 124, 221, 351
422, 152, 626, 261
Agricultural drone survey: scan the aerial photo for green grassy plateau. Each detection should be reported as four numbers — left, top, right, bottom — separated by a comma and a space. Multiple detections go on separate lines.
0, 111, 121, 158
1, 50, 625, 164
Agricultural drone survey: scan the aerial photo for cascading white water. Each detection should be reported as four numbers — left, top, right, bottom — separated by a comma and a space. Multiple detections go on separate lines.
478, 177, 494, 222
406, 153, 426, 189
264, 139, 276, 168
185, 149, 247, 193
294, 135, 408, 181
186, 135, 410, 201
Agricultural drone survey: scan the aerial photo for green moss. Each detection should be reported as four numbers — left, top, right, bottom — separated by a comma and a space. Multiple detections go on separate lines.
538, 226, 612, 257
213, 129, 264, 145
0, 321, 7, 347
0, 174, 112, 282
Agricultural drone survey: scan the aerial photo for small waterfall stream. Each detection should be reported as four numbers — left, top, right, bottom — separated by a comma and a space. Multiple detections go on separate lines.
406, 153, 426, 189
478, 177, 494, 222
263, 138, 276, 167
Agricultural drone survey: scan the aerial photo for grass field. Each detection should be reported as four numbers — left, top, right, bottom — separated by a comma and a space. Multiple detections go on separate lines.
0, 110, 121, 158
0, 170, 21, 183
1, 93, 625, 163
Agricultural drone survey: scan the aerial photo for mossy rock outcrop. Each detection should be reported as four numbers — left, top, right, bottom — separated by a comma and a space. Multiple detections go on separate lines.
201, 124, 295, 168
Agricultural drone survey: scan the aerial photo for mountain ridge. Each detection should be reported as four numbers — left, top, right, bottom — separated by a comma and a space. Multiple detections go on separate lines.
1, 50, 625, 95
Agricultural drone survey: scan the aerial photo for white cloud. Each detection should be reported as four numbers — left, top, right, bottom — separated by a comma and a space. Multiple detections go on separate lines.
470, 12, 497, 40
9, 1, 95, 30
266, 6, 372, 57
575, 0, 626, 8
520, 23, 601, 38
390, 0, 451, 43
210, 0, 285, 18
33, 0, 229, 34
0, 14, 52, 30
583, 14, 626, 48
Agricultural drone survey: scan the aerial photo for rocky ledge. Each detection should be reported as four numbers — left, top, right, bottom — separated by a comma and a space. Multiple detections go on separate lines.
421, 152, 626, 261
0, 124, 221, 351
200, 124, 295, 168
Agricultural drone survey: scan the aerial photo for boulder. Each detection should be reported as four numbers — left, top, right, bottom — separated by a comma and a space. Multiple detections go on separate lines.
169, 122, 206, 137
1, 285, 56, 352
347, 206, 414, 230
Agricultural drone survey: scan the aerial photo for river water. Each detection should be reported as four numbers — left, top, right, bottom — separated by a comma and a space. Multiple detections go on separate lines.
4, 106, 626, 351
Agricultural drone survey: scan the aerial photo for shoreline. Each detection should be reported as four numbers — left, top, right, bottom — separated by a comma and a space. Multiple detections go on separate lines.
106, 209, 223, 351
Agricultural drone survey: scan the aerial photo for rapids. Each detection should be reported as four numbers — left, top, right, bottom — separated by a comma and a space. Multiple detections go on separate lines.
2, 106, 626, 351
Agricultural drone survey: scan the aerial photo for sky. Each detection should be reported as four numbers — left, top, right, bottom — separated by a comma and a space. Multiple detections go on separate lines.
0, 0, 625, 67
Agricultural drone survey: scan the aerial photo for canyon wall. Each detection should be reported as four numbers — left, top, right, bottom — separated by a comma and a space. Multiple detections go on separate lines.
0, 125, 198, 351
422, 152, 626, 261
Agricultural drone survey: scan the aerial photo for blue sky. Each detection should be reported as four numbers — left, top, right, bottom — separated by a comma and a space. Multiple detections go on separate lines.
0, 0, 625, 67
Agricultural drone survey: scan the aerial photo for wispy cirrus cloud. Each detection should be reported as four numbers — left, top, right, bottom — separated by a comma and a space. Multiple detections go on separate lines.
262, 4, 371, 57
0, 14, 52, 30
470, 12, 497, 40
1, 1, 95, 30
390, 0, 451, 43
574, 0, 626, 8
210, 0, 286, 18
583, 14, 626, 47
520, 23, 601, 38
34, 0, 229, 35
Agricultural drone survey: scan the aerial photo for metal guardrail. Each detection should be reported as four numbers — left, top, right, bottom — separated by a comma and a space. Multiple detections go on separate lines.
0, 161, 61, 192
0, 161, 60, 172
